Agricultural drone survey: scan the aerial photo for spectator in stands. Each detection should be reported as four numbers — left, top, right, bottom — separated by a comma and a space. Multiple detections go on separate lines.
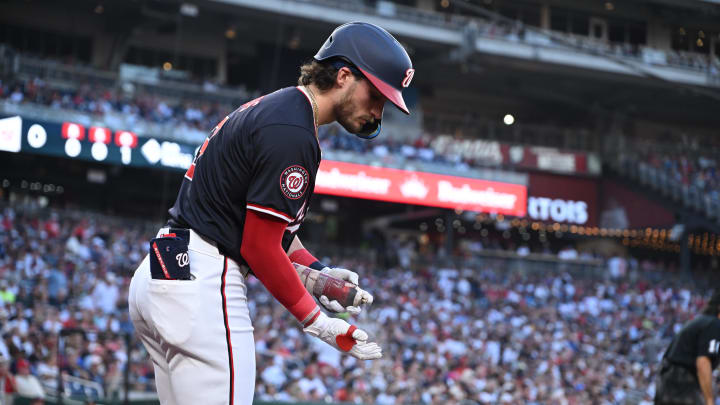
516, 244, 530, 256
608, 254, 629, 279
0, 355, 15, 405
557, 244, 579, 260
103, 359, 122, 400
8, 87, 23, 103
91, 273, 119, 314
13, 358, 44, 400
35, 354, 57, 387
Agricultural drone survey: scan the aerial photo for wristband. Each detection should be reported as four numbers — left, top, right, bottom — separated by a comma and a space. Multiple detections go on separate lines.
309, 261, 327, 271
289, 248, 327, 271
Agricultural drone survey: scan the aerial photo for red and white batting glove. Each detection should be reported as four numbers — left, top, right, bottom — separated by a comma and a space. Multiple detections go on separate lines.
302, 311, 382, 360
319, 267, 374, 315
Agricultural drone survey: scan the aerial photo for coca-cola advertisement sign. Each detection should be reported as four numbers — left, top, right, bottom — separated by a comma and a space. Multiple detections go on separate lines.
315, 160, 527, 216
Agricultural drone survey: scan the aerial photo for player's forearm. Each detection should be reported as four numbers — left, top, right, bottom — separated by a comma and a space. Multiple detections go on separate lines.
287, 236, 326, 270
241, 210, 318, 323
287, 235, 305, 256
697, 356, 714, 404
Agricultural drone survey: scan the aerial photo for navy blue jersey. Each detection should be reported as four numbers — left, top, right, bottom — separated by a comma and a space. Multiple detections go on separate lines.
664, 314, 720, 372
168, 87, 321, 265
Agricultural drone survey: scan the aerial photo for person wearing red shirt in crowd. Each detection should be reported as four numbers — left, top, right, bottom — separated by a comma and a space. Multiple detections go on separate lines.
0, 355, 16, 405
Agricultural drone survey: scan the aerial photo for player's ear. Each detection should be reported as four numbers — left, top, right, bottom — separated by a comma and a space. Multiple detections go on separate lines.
335, 67, 354, 89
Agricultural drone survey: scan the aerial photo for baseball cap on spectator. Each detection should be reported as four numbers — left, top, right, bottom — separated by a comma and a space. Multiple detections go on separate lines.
17, 358, 29, 369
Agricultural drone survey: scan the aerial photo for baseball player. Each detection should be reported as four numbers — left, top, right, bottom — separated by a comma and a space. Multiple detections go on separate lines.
128, 22, 414, 405
656, 291, 720, 405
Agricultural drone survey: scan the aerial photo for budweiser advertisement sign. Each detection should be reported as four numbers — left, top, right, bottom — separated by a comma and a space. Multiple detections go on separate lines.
315, 160, 527, 216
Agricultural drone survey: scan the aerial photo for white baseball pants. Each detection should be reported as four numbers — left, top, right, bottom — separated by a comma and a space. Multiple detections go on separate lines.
129, 228, 255, 405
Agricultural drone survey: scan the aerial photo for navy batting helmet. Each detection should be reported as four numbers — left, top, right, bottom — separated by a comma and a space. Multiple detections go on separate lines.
315, 22, 414, 139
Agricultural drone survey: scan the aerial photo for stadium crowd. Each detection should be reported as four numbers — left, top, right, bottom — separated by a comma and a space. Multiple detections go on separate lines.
0, 202, 714, 404
0, 75, 497, 173
620, 137, 720, 211
7, 71, 720, 188
0, 76, 236, 133
0, 203, 155, 403
251, 255, 703, 405
7, 74, 720, 191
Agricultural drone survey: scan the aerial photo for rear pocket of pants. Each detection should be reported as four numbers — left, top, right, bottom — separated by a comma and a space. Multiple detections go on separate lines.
148, 279, 198, 346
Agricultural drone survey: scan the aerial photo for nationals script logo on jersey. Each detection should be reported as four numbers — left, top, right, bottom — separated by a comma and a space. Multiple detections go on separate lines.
280, 165, 309, 200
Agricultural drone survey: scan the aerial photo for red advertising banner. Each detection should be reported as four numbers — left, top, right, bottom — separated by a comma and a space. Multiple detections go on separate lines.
528, 172, 599, 227
315, 160, 527, 216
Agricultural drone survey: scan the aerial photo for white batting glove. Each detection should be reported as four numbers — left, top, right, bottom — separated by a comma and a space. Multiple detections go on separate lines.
321, 267, 360, 284
303, 311, 382, 360
320, 267, 374, 315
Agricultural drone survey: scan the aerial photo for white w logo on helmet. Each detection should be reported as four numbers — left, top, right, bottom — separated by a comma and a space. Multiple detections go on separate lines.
402, 69, 415, 88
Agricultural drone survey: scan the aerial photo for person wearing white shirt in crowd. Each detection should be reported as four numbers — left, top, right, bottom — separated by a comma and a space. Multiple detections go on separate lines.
516, 244, 530, 256
13, 359, 43, 400
92, 272, 119, 314
297, 367, 327, 398
557, 245, 579, 260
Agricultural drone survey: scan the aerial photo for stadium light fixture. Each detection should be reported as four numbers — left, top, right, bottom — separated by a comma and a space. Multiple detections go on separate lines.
503, 114, 515, 125
179, 3, 199, 17
288, 34, 301, 50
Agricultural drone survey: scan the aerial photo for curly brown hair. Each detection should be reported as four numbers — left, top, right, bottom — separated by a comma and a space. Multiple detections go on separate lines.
297, 60, 341, 92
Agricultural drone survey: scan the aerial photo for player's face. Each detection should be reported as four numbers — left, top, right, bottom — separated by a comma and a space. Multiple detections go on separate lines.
334, 76, 385, 135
